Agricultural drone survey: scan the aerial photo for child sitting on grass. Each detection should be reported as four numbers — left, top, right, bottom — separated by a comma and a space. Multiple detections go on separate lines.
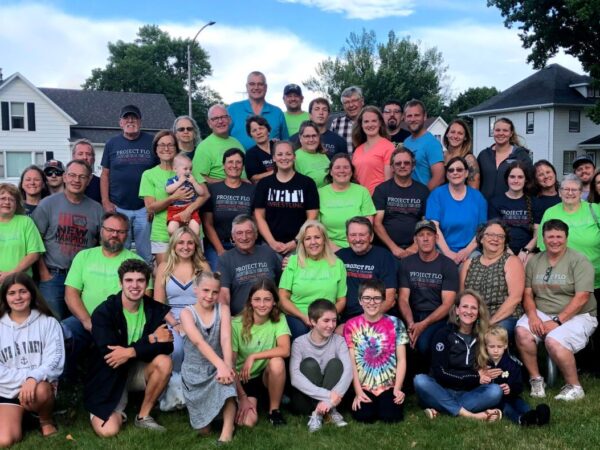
344, 279, 408, 423
290, 299, 353, 432
481, 325, 550, 426
165, 154, 207, 235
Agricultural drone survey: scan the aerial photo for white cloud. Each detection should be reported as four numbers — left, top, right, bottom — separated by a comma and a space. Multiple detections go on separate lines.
278, 0, 414, 20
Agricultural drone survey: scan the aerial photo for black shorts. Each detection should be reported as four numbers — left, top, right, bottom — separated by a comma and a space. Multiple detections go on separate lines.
242, 372, 267, 401
0, 396, 20, 406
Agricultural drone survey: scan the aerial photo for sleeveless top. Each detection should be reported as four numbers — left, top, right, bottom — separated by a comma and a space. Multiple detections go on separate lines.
464, 252, 521, 318
165, 275, 196, 321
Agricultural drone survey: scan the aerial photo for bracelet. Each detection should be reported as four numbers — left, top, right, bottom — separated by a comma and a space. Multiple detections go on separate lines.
520, 247, 530, 254
152, 333, 158, 343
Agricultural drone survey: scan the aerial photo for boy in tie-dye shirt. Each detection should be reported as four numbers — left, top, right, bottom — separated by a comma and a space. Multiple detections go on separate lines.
344, 279, 408, 423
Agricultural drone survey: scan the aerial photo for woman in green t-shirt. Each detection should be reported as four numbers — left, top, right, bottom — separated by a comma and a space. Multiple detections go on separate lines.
232, 279, 291, 427
295, 121, 330, 188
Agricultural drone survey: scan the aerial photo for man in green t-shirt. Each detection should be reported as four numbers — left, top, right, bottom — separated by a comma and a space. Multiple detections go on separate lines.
86, 259, 173, 436
62, 212, 149, 383
516, 219, 598, 402
283, 84, 309, 137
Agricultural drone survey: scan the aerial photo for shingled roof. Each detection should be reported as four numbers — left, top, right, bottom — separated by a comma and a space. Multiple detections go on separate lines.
39, 88, 176, 142
460, 64, 595, 116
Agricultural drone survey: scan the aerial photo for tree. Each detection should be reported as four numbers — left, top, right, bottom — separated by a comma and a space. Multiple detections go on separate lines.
83, 25, 221, 136
442, 86, 500, 125
488, 0, 600, 122
304, 30, 448, 116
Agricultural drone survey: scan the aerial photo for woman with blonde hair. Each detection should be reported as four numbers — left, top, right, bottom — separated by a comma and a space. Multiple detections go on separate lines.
279, 220, 347, 339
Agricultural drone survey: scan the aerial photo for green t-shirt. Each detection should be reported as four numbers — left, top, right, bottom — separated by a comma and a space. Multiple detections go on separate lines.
231, 316, 291, 379
139, 165, 175, 243
123, 301, 146, 345
192, 133, 244, 181
0, 215, 44, 277
526, 248, 597, 316
318, 183, 376, 248
538, 201, 600, 288
294, 149, 330, 188
284, 111, 309, 137
279, 254, 347, 315
65, 246, 150, 314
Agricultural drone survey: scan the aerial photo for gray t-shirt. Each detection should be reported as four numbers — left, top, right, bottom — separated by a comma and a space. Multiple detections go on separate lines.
526, 248, 597, 316
217, 244, 282, 315
32, 193, 103, 270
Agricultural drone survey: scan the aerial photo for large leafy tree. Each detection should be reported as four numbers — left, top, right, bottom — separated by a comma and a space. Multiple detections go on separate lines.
305, 30, 448, 116
83, 25, 220, 135
443, 86, 500, 125
488, 0, 600, 122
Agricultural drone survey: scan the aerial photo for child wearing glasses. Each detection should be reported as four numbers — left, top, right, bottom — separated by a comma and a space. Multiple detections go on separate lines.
165, 154, 207, 235
343, 279, 408, 423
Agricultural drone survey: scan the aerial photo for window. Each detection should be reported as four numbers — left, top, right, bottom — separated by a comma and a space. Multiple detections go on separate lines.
569, 110, 580, 133
587, 86, 600, 98
526, 112, 534, 134
0, 151, 45, 178
10, 102, 25, 129
563, 151, 576, 175
488, 116, 496, 137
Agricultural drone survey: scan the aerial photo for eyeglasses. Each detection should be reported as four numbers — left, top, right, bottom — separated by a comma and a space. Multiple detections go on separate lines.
209, 115, 229, 123
44, 169, 63, 177
393, 161, 412, 167
102, 226, 128, 236
176, 127, 194, 132
301, 134, 319, 140
342, 98, 362, 106
483, 232, 506, 240
360, 295, 384, 304
66, 173, 89, 181
543, 266, 553, 282
447, 167, 465, 174
559, 187, 581, 193
156, 143, 177, 150
247, 82, 266, 88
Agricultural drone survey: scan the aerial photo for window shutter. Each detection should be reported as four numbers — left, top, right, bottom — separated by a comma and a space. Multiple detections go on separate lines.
27, 102, 36, 131
1, 102, 8, 130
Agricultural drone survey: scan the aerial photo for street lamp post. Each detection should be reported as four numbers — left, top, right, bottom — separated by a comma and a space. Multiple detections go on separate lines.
187, 21, 216, 118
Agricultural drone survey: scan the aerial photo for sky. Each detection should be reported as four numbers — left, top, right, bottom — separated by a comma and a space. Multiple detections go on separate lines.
0, 0, 585, 111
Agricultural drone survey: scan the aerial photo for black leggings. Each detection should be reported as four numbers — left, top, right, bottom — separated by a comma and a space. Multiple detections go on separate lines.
292, 357, 343, 415
351, 388, 404, 423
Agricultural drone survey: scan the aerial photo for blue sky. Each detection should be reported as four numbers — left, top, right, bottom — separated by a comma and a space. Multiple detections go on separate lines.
1, 0, 584, 109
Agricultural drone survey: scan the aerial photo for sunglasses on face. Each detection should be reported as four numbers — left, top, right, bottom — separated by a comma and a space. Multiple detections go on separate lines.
176, 127, 194, 132
447, 167, 465, 174
44, 169, 63, 177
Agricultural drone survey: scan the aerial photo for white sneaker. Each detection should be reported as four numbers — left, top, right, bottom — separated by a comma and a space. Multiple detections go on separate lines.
308, 412, 323, 433
326, 408, 348, 427
554, 384, 585, 401
529, 376, 546, 398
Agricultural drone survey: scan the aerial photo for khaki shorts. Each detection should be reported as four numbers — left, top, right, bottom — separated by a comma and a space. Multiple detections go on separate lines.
516, 310, 598, 353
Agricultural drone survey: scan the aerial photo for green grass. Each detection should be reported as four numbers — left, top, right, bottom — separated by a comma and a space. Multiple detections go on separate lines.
14, 375, 600, 449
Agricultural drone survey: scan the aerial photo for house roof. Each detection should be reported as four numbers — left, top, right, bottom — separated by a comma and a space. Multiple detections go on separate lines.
460, 64, 595, 116
39, 88, 176, 130
579, 134, 600, 146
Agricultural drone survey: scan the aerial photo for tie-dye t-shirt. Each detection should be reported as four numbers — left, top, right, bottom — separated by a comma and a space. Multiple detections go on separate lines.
344, 314, 408, 395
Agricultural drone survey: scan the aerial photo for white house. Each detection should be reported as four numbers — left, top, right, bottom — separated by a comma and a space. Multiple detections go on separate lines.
460, 64, 600, 175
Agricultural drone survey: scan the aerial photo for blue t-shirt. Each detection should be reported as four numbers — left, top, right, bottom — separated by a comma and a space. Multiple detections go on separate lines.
228, 100, 289, 150
426, 185, 487, 252
403, 132, 444, 186
166, 176, 198, 207
101, 132, 157, 209
336, 245, 398, 320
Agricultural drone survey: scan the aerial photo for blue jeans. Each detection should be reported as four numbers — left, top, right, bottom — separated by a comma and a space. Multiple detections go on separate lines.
204, 240, 234, 272
496, 317, 517, 343
39, 270, 67, 320
61, 316, 93, 382
117, 206, 152, 265
286, 315, 310, 341
500, 396, 530, 424
414, 374, 503, 416
413, 313, 446, 356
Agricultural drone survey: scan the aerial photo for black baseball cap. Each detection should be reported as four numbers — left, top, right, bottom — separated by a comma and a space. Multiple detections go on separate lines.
572, 154, 595, 170
283, 84, 302, 96
120, 104, 142, 119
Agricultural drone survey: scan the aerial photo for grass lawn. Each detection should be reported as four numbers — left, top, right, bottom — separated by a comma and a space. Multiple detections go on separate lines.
13, 374, 600, 449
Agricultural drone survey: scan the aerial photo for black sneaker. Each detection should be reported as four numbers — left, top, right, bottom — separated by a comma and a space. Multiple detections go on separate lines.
268, 409, 286, 426
519, 410, 538, 426
536, 403, 551, 426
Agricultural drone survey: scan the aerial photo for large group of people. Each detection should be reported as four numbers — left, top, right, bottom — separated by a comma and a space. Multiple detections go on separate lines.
3, 69, 600, 446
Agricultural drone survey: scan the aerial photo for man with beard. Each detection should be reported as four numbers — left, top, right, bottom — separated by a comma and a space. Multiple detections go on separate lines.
382, 100, 411, 144
61, 212, 150, 382
572, 155, 595, 200
283, 83, 309, 136
402, 99, 444, 190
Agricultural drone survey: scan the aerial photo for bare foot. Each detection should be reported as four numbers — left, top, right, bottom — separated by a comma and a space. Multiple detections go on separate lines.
40, 419, 58, 437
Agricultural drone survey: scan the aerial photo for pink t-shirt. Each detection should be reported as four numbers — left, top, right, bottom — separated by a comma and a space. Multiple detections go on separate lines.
352, 138, 395, 195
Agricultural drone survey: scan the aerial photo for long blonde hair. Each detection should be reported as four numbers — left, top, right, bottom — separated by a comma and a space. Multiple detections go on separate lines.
448, 289, 490, 369
295, 220, 336, 268
163, 227, 208, 279
478, 324, 508, 369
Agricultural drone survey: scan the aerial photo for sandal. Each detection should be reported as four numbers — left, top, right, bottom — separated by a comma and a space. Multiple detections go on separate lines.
485, 409, 503, 422
424, 408, 439, 419
40, 419, 58, 437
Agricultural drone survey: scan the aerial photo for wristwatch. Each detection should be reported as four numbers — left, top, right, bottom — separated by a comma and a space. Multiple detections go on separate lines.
552, 316, 562, 326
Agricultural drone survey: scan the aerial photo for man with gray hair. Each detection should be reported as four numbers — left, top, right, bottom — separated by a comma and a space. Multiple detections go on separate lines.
228, 71, 288, 150
72, 138, 101, 203
330, 86, 365, 155
217, 214, 282, 315
192, 104, 244, 183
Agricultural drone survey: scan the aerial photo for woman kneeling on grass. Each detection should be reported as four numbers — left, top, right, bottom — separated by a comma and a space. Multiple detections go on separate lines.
181, 272, 237, 444
0, 273, 65, 446
232, 279, 291, 427
344, 279, 407, 423
414, 290, 504, 421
